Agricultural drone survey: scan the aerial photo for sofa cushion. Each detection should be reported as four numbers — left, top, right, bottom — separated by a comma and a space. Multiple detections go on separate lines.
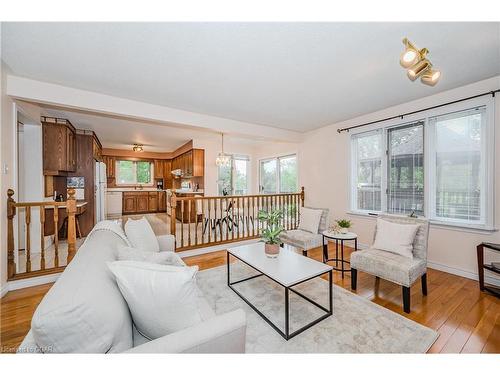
116, 245, 185, 266
350, 248, 427, 287
31, 230, 133, 353
108, 261, 203, 340
279, 229, 323, 251
298, 207, 323, 234
124, 217, 159, 252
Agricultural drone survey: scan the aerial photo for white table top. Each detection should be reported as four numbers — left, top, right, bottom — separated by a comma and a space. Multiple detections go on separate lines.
322, 230, 357, 240
227, 242, 332, 287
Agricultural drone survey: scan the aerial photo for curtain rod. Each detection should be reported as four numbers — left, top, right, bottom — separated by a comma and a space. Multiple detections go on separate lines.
337, 89, 500, 134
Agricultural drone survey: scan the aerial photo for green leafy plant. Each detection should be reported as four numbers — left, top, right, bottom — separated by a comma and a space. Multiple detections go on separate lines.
336, 219, 352, 229
258, 209, 284, 245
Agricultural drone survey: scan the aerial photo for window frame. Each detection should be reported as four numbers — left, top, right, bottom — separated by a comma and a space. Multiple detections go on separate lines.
259, 153, 299, 194
348, 96, 495, 231
115, 159, 155, 186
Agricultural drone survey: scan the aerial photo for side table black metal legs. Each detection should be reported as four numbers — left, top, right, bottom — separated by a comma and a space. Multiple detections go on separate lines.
323, 236, 357, 279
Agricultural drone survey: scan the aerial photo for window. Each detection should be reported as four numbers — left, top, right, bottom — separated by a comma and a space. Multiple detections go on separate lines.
116, 160, 154, 185
217, 155, 250, 195
351, 131, 383, 212
429, 107, 486, 224
387, 122, 424, 215
350, 104, 493, 229
259, 154, 298, 194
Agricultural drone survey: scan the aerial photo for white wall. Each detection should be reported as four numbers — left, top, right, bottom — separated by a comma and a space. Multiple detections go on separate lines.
299, 76, 500, 281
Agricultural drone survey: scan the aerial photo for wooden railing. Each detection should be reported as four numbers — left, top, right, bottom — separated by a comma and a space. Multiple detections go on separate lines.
7, 188, 77, 281
171, 187, 304, 251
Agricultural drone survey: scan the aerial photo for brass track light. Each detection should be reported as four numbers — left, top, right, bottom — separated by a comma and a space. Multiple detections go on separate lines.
421, 69, 441, 86
400, 38, 440, 86
407, 59, 431, 81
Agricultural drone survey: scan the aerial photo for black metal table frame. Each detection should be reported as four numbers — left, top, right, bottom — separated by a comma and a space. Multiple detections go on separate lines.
322, 235, 357, 279
227, 251, 333, 340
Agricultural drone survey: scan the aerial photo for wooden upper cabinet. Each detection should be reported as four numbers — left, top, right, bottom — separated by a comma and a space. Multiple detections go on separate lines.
192, 149, 204, 177
42, 117, 77, 175
103, 156, 115, 178
92, 135, 103, 162
154, 159, 164, 179
163, 160, 172, 188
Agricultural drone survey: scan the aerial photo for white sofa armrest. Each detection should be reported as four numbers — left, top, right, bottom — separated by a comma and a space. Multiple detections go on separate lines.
156, 234, 176, 252
125, 309, 246, 353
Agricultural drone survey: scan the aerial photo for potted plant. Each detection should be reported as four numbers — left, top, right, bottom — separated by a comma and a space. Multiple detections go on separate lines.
336, 219, 352, 234
257, 209, 284, 258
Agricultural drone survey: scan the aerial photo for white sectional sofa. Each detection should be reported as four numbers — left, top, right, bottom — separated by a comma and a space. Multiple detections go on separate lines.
18, 227, 246, 353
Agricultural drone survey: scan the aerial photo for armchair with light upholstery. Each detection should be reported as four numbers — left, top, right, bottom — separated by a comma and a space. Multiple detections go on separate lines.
279, 207, 329, 256
350, 214, 430, 313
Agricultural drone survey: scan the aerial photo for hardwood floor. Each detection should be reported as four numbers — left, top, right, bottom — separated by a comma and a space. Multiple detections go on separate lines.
1, 245, 499, 353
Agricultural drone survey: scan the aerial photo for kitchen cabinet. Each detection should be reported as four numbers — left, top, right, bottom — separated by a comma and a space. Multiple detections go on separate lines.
42, 117, 77, 175
158, 191, 166, 211
171, 149, 204, 177
121, 191, 167, 214
103, 156, 116, 178
154, 159, 164, 179
122, 194, 137, 214
92, 135, 103, 162
163, 160, 172, 188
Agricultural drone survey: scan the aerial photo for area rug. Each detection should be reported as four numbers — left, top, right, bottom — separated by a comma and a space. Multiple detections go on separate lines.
196, 263, 439, 353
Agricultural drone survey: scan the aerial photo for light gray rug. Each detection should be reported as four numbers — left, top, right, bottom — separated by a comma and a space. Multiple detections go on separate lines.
196, 263, 439, 353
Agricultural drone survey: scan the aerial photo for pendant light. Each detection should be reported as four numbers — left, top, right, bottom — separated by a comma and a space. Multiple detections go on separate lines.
215, 133, 231, 167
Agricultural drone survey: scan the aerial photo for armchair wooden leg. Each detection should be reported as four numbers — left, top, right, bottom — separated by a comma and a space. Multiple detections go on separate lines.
351, 268, 357, 290
421, 273, 428, 296
402, 286, 411, 313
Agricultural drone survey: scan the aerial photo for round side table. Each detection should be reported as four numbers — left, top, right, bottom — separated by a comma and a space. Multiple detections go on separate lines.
322, 231, 358, 279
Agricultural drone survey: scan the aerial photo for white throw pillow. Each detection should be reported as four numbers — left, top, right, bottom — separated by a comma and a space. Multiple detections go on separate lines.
107, 261, 202, 340
116, 245, 185, 266
124, 217, 159, 252
372, 218, 420, 258
298, 207, 323, 234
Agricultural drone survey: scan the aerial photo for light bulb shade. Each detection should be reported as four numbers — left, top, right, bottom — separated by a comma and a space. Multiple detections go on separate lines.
407, 59, 430, 81
215, 152, 231, 167
400, 49, 419, 68
421, 69, 441, 86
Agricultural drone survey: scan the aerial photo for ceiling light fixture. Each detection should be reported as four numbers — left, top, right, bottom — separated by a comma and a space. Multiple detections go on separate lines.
400, 38, 440, 86
215, 133, 231, 167
133, 144, 143, 152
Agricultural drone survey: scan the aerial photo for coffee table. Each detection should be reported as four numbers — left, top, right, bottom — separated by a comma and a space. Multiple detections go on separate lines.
227, 242, 333, 340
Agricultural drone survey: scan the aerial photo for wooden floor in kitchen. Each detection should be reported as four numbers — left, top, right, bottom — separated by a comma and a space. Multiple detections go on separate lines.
1, 245, 499, 353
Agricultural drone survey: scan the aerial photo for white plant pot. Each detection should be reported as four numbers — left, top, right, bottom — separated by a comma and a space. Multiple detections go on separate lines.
340, 228, 349, 234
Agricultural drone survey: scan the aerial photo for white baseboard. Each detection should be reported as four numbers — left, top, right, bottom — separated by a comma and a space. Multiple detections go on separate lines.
0, 283, 9, 298
7, 273, 61, 292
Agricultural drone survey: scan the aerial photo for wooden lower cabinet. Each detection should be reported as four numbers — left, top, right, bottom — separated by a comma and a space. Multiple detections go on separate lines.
122, 191, 167, 214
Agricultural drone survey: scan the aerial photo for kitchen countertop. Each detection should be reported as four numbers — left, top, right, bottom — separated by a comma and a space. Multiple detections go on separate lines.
107, 188, 169, 192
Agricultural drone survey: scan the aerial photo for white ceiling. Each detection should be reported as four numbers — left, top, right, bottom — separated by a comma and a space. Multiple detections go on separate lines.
2, 22, 500, 132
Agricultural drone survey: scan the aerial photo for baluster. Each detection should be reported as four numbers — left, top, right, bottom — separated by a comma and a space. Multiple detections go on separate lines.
219, 198, 224, 241
242, 196, 246, 237
207, 198, 212, 244
40, 205, 46, 270
53, 205, 59, 268
7, 189, 16, 279
300, 186, 305, 207
231, 197, 235, 241
66, 188, 77, 263
25, 206, 31, 272
252, 196, 255, 237
181, 200, 184, 248
170, 193, 177, 244
188, 198, 192, 247
194, 198, 199, 246
236, 197, 240, 239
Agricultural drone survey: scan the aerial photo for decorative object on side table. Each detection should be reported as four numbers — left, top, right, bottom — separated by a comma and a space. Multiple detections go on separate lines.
335, 219, 352, 234
257, 209, 284, 258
